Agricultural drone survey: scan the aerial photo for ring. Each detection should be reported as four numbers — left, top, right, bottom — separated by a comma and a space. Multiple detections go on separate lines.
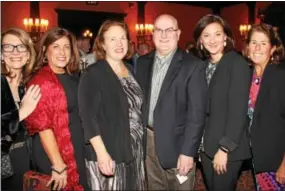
33, 97, 37, 100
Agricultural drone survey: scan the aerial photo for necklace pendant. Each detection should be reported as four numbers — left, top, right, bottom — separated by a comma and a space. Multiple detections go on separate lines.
254, 77, 261, 85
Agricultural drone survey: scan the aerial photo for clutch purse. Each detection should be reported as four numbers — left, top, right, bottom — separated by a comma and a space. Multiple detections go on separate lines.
23, 170, 51, 191
256, 172, 285, 190
1, 152, 14, 179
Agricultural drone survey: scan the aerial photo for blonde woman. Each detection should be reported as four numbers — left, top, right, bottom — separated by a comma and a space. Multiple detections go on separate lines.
1, 28, 41, 190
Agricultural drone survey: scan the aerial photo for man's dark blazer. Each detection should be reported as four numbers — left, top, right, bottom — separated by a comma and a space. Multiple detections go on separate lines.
250, 62, 285, 173
136, 49, 207, 169
203, 51, 252, 161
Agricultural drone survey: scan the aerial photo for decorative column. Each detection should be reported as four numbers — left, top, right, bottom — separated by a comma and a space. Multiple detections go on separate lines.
137, 2, 146, 24
30, 1, 40, 19
212, 5, 221, 15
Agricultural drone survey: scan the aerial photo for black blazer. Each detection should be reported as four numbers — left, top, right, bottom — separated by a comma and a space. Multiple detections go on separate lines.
250, 62, 285, 173
136, 49, 207, 169
1, 75, 26, 153
203, 51, 252, 161
78, 60, 137, 164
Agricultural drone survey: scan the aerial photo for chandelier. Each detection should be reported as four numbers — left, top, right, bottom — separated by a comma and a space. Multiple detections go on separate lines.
135, 23, 154, 45
83, 29, 93, 38
239, 24, 251, 37
23, 18, 49, 42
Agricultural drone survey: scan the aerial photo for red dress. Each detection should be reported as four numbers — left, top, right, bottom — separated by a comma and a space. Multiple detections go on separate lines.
25, 66, 83, 190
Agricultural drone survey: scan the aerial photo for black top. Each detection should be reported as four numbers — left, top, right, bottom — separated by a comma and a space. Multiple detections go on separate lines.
56, 73, 88, 189
250, 62, 285, 173
203, 51, 252, 161
1, 75, 26, 151
1, 74, 30, 190
78, 59, 135, 164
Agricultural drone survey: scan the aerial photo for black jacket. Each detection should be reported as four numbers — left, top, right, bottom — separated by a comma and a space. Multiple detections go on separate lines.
250, 62, 285, 173
203, 51, 252, 161
78, 60, 138, 164
1, 75, 26, 153
136, 49, 207, 169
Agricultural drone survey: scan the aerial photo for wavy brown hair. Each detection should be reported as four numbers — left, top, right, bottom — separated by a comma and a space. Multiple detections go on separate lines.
33, 27, 80, 76
94, 20, 133, 60
243, 23, 285, 65
193, 14, 235, 60
1, 28, 36, 84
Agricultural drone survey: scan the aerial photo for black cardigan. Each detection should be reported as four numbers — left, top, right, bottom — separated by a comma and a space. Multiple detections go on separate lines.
78, 60, 136, 164
250, 62, 285, 173
1, 75, 25, 153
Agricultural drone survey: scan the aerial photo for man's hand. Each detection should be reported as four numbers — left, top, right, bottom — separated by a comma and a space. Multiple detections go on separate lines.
177, 154, 194, 176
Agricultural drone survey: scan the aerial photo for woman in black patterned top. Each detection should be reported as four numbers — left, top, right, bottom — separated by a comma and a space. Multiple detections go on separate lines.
78, 20, 146, 190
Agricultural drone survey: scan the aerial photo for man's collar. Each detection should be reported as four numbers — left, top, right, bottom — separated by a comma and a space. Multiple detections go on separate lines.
155, 48, 177, 60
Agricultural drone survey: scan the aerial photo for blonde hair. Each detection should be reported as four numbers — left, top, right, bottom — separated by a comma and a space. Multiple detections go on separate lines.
1, 28, 36, 84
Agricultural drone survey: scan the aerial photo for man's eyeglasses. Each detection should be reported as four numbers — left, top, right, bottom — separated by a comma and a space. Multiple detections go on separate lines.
153, 27, 179, 36
1, 44, 28, 53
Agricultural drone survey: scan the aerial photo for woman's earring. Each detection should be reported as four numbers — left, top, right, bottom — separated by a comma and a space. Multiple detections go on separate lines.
200, 44, 203, 50
224, 41, 227, 47
1, 59, 4, 65
43, 56, 48, 63
271, 56, 274, 61
26, 59, 30, 65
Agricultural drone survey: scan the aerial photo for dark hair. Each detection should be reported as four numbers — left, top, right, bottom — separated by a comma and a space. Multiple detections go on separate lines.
243, 23, 285, 65
94, 20, 133, 60
77, 36, 90, 41
193, 14, 235, 60
1, 28, 36, 84
33, 27, 80, 75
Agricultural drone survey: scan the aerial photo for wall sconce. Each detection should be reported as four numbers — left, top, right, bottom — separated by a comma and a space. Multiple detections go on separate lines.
23, 18, 49, 42
239, 24, 251, 37
83, 29, 93, 38
135, 23, 153, 45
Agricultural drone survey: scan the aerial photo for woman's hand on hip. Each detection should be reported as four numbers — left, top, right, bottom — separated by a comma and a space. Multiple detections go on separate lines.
213, 148, 228, 175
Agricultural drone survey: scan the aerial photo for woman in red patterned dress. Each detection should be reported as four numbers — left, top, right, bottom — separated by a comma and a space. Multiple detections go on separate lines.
25, 27, 89, 191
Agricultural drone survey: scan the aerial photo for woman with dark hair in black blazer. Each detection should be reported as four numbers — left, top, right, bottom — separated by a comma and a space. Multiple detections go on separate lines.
193, 14, 251, 191
244, 23, 285, 190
